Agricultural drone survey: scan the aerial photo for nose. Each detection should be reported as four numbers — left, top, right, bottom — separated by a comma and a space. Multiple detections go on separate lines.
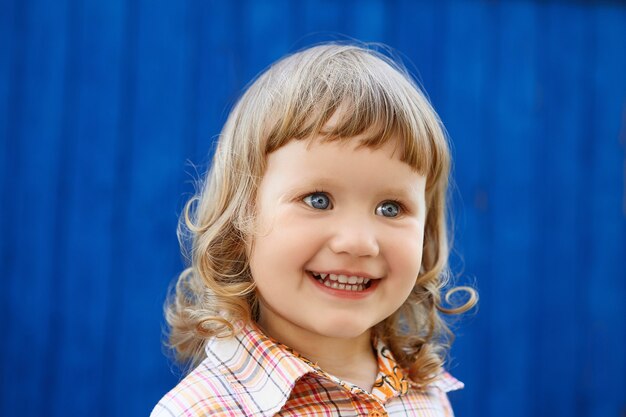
327, 217, 380, 258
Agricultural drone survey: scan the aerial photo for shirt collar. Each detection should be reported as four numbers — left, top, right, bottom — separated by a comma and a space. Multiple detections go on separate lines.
205, 322, 314, 416
370, 337, 411, 402
205, 323, 462, 416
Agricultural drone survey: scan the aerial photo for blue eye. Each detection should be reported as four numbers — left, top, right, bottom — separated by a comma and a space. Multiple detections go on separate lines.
303, 192, 332, 210
376, 201, 401, 217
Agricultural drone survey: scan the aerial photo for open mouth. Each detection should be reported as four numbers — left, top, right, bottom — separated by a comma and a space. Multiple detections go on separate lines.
307, 271, 374, 292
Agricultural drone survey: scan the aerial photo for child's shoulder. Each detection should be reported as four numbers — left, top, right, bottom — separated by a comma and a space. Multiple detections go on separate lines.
150, 356, 243, 417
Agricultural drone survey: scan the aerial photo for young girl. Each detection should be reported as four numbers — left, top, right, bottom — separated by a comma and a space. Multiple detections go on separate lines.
152, 43, 477, 417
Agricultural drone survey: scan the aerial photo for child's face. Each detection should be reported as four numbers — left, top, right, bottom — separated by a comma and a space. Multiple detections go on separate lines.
249, 136, 427, 341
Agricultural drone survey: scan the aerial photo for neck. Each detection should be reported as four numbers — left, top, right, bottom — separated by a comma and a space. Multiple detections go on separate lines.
256, 310, 379, 392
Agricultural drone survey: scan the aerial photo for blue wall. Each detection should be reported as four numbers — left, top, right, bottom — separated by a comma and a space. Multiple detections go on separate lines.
1, 1, 625, 416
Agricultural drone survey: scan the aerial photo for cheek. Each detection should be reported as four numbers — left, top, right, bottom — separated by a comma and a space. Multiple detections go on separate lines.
249, 211, 317, 279
385, 226, 425, 278
256, 220, 299, 258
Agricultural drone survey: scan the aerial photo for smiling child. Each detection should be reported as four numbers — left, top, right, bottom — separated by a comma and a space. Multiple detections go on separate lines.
152, 43, 477, 417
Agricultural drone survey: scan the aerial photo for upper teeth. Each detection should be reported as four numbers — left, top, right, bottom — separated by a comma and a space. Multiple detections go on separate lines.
311, 272, 370, 285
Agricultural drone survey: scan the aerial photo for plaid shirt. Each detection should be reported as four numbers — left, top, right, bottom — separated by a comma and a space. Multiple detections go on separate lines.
151, 324, 462, 416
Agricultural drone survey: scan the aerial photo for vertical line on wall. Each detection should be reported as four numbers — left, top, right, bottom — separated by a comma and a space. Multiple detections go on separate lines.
182, 0, 203, 169
482, 3, 501, 416
99, 0, 139, 415
621, 107, 626, 217
0, 0, 25, 411
41, 0, 81, 411
573, 6, 597, 416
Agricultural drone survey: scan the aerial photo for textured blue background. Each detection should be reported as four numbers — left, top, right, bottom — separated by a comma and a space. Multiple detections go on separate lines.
1, 1, 625, 416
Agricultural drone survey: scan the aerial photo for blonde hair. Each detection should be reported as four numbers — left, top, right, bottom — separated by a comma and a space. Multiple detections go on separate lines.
165, 42, 478, 387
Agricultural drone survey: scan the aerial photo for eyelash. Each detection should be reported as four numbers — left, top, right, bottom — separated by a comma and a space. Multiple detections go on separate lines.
381, 199, 406, 212
301, 190, 408, 216
302, 189, 333, 209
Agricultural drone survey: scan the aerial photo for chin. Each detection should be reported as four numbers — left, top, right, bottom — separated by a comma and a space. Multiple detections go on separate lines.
311, 318, 375, 340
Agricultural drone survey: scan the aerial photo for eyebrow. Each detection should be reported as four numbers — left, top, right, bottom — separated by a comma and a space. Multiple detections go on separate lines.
379, 186, 419, 199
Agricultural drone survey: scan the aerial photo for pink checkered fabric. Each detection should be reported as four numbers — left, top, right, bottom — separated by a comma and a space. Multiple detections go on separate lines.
151, 324, 462, 416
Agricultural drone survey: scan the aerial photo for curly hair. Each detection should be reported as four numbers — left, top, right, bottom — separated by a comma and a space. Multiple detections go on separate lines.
164, 42, 478, 387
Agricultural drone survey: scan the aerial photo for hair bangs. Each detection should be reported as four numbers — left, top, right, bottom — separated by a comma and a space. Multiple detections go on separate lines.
260, 45, 445, 185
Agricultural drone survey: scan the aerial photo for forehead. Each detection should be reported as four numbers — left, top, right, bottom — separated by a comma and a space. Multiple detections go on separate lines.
263, 136, 426, 194
294, 129, 424, 177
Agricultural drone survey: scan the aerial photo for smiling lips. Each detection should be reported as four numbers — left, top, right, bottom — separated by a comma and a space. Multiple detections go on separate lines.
309, 271, 373, 292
